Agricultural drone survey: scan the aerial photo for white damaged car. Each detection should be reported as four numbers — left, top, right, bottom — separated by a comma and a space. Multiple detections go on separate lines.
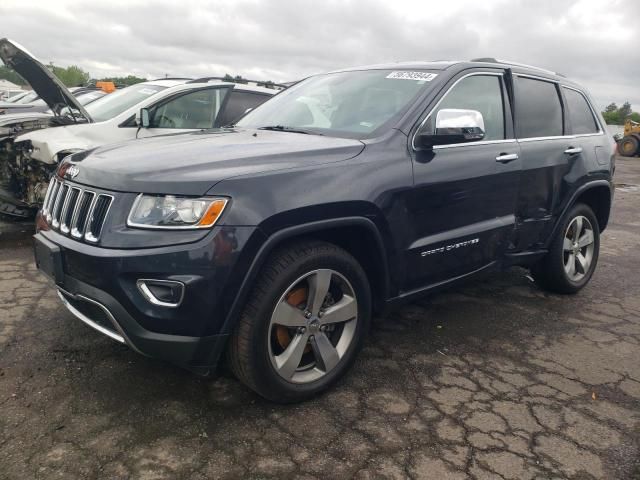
0, 38, 284, 217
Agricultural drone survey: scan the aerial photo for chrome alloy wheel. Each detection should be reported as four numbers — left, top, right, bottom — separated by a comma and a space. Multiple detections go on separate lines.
268, 269, 358, 384
563, 215, 595, 282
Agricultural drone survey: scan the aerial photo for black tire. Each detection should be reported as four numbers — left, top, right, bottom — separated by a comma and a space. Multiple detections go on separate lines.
531, 203, 600, 294
226, 240, 371, 403
618, 135, 639, 157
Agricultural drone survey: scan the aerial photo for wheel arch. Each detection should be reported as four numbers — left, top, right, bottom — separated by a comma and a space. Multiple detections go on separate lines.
546, 180, 613, 248
220, 217, 390, 336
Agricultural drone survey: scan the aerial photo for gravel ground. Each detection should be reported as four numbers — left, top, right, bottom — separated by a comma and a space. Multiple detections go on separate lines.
0, 158, 639, 479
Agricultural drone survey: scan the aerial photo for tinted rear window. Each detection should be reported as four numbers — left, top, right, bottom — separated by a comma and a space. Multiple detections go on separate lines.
218, 91, 271, 126
515, 77, 563, 138
562, 87, 599, 135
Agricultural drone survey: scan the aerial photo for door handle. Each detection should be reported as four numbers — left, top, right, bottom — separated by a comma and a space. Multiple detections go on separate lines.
495, 153, 519, 163
564, 147, 583, 155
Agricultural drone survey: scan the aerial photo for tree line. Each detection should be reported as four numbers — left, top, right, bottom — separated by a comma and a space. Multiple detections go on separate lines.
1, 63, 278, 90
0, 63, 147, 88
602, 102, 639, 125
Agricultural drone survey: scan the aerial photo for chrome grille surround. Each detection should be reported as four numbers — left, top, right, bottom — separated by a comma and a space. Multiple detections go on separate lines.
41, 178, 113, 243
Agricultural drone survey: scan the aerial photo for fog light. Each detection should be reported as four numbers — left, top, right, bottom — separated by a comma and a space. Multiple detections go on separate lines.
137, 279, 185, 308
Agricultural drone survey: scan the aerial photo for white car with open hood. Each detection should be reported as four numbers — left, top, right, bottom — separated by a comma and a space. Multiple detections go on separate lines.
0, 38, 285, 218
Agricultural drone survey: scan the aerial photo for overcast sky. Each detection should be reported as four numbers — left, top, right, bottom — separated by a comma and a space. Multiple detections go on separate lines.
1, 0, 638, 110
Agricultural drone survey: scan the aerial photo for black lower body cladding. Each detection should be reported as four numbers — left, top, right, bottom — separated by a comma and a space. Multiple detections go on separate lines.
33, 223, 261, 371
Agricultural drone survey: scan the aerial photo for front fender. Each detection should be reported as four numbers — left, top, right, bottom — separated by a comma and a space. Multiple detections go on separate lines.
218, 216, 390, 336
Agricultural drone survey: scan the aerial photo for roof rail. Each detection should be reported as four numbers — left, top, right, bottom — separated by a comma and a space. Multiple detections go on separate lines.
186, 76, 288, 90
470, 58, 563, 76
147, 77, 194, 81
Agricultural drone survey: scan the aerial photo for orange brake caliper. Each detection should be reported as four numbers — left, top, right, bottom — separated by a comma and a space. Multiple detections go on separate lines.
276, 286, 311, 352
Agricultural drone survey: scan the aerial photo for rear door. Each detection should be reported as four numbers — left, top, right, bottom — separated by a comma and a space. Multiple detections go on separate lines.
560, 85, 608, 176
405, 70, 521, 289
513, 75, 600, 251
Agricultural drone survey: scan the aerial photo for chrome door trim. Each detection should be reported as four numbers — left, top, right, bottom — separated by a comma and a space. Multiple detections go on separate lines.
432, 139, 517, 150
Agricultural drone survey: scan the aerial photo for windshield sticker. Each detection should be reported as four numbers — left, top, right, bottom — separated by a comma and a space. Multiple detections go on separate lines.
139, 88, 159, 95
386, 71, 438, 82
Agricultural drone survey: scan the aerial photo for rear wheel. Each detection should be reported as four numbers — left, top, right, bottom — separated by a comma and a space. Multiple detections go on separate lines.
619, 135, 640, 157
227, 240, 371, 403
531, 203, 600, 294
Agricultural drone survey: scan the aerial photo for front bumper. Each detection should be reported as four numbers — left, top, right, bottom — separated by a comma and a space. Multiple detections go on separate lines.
33, 224, 261, 371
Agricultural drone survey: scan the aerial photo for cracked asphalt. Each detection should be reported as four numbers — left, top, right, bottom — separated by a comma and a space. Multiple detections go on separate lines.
1, 157, 639, 480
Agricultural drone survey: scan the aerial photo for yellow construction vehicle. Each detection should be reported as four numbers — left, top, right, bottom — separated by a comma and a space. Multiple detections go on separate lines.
618, 119, 640, 157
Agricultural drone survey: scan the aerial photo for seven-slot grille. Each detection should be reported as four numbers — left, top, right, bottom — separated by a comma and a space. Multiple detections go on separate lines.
41, 178, 113, 243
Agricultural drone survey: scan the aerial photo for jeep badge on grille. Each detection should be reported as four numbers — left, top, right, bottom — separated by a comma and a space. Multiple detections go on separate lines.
62, 164, 80, 179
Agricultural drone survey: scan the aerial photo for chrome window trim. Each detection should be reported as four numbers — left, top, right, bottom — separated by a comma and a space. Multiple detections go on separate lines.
518, 135, 572, 143
411, 71, 506, 151
57, 290, 126, 344
433, 139, 517, 150
517, 132, 605, 143
136, 279, 185, 308
513, 72, 559, 84
560, 84, 604, 135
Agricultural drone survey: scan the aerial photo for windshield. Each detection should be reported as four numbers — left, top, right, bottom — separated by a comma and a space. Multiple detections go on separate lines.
237, 69, 436, 137
77, 90, 106, 105
86, 83, 168, 122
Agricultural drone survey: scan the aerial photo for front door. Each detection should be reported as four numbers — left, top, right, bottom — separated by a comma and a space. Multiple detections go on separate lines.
137, 87, 230, 139
405, 71, 520, 290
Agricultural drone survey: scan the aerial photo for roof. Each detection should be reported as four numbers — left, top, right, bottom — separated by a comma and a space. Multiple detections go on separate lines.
330, 59, 573, 84
141, 79, 192, 88
142, 78, 283, 94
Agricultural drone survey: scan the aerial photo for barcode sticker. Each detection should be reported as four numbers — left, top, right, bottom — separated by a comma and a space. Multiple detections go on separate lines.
386, 71, 438, 81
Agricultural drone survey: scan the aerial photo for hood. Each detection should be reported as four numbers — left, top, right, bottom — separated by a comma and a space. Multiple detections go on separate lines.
62, 128, 365, 195
0, 112, 54, 140
0, 38, 91, 122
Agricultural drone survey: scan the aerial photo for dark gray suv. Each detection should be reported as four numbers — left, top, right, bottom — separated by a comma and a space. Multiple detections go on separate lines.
33, 59, 614, 402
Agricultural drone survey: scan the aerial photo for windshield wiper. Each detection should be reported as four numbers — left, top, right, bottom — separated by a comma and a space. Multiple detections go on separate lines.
258, 125, 323, 136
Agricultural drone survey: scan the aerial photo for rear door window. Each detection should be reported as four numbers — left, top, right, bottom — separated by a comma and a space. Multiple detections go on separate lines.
217, 91, 272, 127
562, 87, 599, 135
515, 77, 563, 138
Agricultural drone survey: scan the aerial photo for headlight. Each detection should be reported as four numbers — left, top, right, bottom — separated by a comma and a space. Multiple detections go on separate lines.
127, 194, 228, 229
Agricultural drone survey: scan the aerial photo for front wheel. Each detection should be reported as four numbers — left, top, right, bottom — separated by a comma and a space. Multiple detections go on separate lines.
531, 203, 600, 294
227, 240, 371, 403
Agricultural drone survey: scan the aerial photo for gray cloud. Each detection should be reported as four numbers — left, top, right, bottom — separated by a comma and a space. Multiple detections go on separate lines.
1, 0, 637, 109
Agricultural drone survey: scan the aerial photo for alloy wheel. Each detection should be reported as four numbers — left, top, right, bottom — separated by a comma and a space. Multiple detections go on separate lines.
268, 269, 358, 384
563, 215, 595, 282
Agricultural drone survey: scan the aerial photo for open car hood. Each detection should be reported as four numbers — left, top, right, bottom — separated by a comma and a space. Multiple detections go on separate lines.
0, 38, 92, 122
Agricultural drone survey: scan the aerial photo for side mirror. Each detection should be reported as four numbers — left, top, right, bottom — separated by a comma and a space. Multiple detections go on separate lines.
137, 107, 150, 128
415, 108, 485, 149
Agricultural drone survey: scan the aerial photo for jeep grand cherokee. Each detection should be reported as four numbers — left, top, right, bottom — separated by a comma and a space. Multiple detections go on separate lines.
33, 59, 614, 402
